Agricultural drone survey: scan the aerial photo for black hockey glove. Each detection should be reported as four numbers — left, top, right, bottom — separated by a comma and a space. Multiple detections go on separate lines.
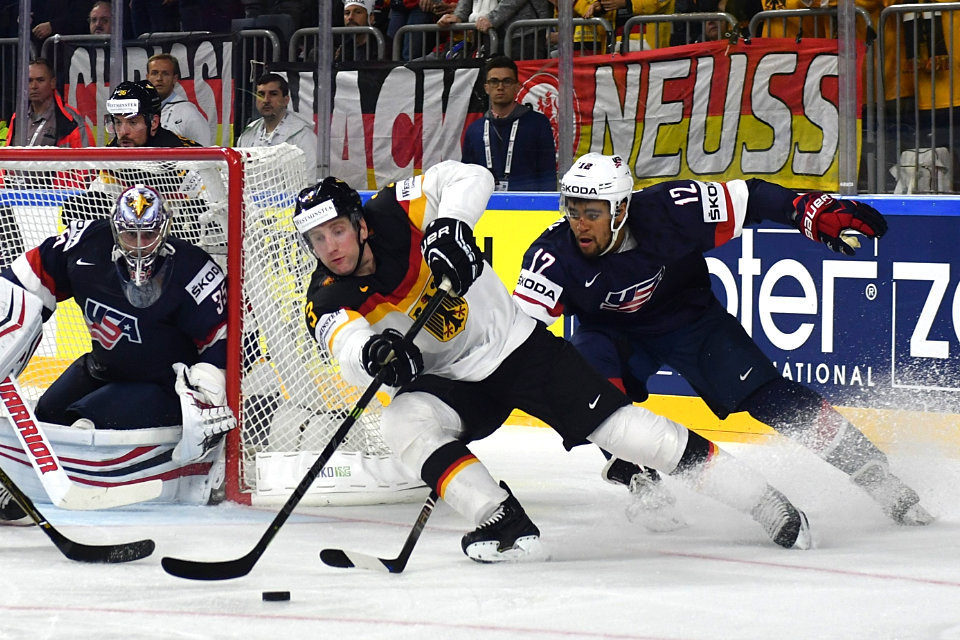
361, 328, 424, 387
420, 218, 483, 296
793, 193, 887, 256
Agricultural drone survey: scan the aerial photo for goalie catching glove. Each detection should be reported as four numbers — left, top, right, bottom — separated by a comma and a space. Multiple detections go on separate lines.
793, 193, 887, 256
171, 362, 236, 464
361, 328, 424, 387
420, 218, 483, 296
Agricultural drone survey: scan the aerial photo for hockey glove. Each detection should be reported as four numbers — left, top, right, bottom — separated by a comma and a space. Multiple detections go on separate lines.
361, 328, 424, 387
793, 193, 887, 256
420, 218, 483, 296
172, 362, 236, 464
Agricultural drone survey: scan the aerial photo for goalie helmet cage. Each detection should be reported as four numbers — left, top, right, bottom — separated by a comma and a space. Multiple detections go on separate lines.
0, 145, 423, 506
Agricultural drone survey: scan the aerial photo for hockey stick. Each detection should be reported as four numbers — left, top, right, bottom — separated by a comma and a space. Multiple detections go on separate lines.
161, 277, 453, 580
0, 463, 155, 563
0, 375, 164, 510
319, 489, 438, 573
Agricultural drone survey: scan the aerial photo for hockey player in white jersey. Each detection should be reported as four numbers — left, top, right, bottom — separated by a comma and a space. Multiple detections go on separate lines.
298, 161, 812, 563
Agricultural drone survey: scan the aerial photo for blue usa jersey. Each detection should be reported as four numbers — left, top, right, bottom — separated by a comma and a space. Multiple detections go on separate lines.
514, 178, 798, 333
2, 219, 227, 385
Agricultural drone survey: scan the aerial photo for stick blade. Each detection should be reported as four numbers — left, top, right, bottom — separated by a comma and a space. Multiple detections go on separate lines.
320, 548, 398, 573
56, 479, 164, 511
44, 525, 156, 563
161, 553, 257, 581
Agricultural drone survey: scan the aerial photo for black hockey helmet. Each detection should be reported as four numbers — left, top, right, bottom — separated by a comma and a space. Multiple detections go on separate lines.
105, 79, 162, 121
293, 177, 367, 271
293, 177, 364, 235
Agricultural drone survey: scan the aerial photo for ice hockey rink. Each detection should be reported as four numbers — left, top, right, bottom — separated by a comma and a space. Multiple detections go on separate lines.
2, 425, 958, 640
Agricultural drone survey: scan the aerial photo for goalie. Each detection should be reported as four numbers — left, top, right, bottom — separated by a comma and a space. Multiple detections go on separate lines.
0, 185, 234, 522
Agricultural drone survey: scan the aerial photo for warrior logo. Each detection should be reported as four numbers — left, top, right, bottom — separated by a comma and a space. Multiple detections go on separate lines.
84, 299, 142, 349
411, 281, 467, 342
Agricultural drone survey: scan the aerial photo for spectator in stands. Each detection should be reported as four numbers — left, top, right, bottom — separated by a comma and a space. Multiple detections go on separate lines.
336, 0, 378, 61
236, 72, 318, 181
130, 0, 180, 36
388, 0, 447, 60
88, 0, 112, 34
595, 0, 677, 51
31, 0, 89, 43
5, 59, 92, 148
461, 56, 557, 191
147, 53, 212, 145
545, 0, 615, 56
438, 0, 552, 60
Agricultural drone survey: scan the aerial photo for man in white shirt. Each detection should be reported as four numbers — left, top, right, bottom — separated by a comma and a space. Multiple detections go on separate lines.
147, 53, 212, 145
235, 72, 318, 181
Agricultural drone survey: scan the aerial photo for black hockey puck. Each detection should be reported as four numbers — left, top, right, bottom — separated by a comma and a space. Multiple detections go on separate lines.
262, 591, 291, 602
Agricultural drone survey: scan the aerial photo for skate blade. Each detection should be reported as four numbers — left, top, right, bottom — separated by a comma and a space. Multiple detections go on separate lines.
791, 511, 814, 551
466, 535, 548, 564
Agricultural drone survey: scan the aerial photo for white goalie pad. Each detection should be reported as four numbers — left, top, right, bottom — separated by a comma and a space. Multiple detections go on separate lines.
0, 278, 44, 380
0, 419, 225, 505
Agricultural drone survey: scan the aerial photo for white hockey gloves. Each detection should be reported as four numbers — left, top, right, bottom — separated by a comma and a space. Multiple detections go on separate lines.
171, 362, 236, 464
0, 278, 44, 380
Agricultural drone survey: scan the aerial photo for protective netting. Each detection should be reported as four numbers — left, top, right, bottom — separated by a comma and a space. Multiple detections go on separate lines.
0, 145, 402, 503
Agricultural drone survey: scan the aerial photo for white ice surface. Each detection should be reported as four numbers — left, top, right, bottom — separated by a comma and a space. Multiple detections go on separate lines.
2, 426, 959, 640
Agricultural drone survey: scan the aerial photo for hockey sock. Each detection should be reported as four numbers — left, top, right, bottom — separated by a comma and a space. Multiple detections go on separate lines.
421, 441, 507, 525
739, 378, 887, 475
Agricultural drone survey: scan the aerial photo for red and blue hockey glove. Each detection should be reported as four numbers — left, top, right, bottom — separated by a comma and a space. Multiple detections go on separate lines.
793, 193, 887, 256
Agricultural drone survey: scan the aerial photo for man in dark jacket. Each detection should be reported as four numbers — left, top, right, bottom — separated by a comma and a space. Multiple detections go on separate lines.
461, 56, 557, 192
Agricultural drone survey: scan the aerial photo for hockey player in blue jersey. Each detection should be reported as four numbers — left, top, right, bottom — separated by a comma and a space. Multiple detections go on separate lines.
0, 185, 234, 523
514, 152, 933, 527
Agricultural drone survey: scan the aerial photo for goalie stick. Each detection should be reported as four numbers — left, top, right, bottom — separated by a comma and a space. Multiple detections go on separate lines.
320, 490, 438, 573
0, 464, 155, 563
161, 277, 453, 581
1, 375, 164, 510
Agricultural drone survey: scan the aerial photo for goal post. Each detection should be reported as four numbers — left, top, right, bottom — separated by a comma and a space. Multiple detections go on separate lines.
0, 145, 423, 506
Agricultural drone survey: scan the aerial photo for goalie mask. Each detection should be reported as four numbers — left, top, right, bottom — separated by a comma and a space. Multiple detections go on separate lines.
560, 153, 634, 256
292, 177, 367, 276
111, 185, 173, 306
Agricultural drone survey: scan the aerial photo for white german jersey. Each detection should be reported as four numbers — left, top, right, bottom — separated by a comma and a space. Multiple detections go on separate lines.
304, 161, 537, 390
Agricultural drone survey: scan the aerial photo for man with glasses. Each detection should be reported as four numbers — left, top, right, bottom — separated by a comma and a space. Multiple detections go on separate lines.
88, 1, 112, 34
460, 56, 556, 192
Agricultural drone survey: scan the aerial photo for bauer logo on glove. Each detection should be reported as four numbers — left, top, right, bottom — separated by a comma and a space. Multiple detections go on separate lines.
792, 193, 887, 256
420, 218, 484, 296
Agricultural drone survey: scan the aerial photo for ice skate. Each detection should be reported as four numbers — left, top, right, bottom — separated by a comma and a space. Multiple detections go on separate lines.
461, 482, 545, 563
852, 461, 934, 526
0, 485, 33, 526
602, 458, 687, 532
750, 486, 812, 549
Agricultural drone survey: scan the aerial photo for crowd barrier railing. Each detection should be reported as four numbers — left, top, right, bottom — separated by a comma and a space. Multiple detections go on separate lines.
878, 3, 960, 195
505, 17, 614, 59
392, 23, 498, 61
290, 26, 388, 63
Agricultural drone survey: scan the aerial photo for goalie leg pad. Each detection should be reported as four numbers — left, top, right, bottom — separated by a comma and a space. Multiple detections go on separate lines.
0, 278, 44, 380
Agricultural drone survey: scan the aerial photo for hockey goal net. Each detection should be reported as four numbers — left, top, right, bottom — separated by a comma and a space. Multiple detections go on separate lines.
0, 145, 422, 505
